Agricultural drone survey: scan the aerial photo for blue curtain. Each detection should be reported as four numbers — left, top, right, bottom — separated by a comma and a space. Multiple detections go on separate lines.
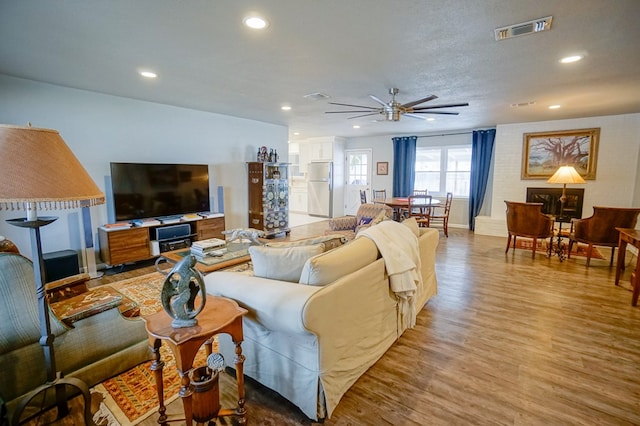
392, 136, 417, 197
468, 129, 496, 230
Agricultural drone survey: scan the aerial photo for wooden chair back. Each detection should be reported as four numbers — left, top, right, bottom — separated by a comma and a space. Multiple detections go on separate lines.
572, 206, 640, 245
505, 201, 554, 238
408, 194, 433, 226
359, 190, 367, 204
372, 189, 387, 204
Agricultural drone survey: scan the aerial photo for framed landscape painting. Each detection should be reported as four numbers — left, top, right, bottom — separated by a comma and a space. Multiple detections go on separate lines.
521, 128, 600, 179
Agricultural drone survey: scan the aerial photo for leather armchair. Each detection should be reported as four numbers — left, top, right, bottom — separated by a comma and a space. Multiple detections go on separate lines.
504, 201, 555, 258
568, 206, 640, 266
0, 252, 150, 418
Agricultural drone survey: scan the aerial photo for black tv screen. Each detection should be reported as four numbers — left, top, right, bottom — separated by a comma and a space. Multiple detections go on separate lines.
110, 162, 210, 221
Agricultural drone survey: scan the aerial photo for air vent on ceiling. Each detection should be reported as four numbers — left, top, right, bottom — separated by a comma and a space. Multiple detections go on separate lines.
495, 16, 552, 41
303, 92, 330, 101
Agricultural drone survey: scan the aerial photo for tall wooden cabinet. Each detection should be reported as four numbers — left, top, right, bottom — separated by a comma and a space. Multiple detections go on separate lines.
247, 162, 290, 237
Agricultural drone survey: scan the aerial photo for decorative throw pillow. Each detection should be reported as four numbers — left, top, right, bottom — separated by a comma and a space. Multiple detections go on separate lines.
401, 217, 421, 237
249, 244, 324, 282
265, 235, 347, 252
357, 217, 373, 227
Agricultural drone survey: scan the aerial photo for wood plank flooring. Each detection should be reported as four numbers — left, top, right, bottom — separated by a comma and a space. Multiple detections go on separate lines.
24, 224, 640, 425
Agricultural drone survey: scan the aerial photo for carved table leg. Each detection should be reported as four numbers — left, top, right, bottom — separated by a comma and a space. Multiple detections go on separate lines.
179, 371, 194, 426
234, 340, 247, 424
150, 339, 167, 425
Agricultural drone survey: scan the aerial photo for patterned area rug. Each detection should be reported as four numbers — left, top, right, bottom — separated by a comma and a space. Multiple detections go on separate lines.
514, 238, 606, 260
92, 263, 253, 425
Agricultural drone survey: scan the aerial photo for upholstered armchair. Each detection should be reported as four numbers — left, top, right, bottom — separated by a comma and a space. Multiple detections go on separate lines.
0, 253, 150, 419
327, 203, 393, 239
504, 201, 555, 258
568, 206, 640, 267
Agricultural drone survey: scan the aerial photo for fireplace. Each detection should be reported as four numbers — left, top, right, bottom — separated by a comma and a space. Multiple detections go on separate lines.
526, 187, 584, 222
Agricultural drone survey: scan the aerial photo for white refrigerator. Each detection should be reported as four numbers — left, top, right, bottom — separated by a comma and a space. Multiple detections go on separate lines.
307, 161, 333, 217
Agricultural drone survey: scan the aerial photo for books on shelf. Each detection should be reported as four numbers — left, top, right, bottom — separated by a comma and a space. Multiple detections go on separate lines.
181, 213, 201, 221
198, 211, 224, 219
157, 215, 182, 224
131, 218, 161, 227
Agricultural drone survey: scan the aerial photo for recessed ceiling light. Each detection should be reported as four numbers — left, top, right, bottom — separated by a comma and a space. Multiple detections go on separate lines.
293, 132, 300, 136
352, 125, 360, 129
560, 55, 583, 64
548, 104, 561, 109
139, 70, 157, 78
281, 105, 291, 111
244, 15, 269, 29
426, 118, 435, 121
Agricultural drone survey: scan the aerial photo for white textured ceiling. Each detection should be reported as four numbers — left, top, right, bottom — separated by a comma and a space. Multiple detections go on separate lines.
1, 0, 639, 140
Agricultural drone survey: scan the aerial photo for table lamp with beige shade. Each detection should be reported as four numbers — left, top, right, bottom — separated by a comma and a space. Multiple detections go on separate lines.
0, 124, 105, 424
547, 165, 586, 218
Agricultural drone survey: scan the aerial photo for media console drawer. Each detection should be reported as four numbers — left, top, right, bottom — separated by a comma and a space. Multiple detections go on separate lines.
99, 227, 151, 266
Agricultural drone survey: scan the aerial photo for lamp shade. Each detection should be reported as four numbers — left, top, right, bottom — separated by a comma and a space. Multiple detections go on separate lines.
546, 165, 586, 185
0, 124, 105, 213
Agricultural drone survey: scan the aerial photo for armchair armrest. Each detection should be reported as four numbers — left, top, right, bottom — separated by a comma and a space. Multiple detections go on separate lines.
205, 272, 321, 335
328, 215, 357, 231
46, 273, 90, 303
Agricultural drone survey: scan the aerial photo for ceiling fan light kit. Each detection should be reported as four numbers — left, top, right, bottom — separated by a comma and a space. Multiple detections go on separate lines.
326, 88, 469, 122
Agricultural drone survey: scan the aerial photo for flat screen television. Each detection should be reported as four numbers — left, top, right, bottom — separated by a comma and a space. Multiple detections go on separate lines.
110, 162, 210, 221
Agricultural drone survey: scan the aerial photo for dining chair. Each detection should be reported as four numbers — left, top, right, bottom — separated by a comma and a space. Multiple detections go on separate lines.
359, 190, 367, 204
407, 194, 433, 227
504, 201, 555, 258
568, 206, 640, 267
372, 189, 387, 204
429, 192, 453, 237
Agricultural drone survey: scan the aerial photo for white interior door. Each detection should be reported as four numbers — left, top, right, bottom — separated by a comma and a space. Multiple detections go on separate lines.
344, 149, 372, 215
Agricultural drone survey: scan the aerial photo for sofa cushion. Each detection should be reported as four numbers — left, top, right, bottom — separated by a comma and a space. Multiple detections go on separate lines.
401, 217, 421, 237
250, 244, 324, 282
299, 237, 379, 286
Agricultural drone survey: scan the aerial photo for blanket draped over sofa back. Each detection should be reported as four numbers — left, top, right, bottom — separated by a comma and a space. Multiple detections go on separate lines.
358, 221, 422, 331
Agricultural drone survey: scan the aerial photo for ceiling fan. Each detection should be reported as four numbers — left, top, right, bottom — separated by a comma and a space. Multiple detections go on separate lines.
325, 88, 469, 121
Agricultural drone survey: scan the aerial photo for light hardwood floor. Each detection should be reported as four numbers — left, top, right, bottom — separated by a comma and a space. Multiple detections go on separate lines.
25, 224, 640, 425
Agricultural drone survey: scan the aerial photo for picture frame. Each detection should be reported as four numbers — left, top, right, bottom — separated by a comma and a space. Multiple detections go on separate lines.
521, 128, 600, 179
376, 162, 389, 175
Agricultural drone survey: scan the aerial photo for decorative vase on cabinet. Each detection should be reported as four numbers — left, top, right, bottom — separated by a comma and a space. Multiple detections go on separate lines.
247, 162, 290, 237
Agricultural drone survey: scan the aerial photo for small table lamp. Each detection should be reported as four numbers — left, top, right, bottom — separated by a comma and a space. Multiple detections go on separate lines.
547, 165, 586, 217
0, 124, 105, 424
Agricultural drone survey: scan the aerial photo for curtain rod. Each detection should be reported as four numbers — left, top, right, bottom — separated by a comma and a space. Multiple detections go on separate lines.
417, 131, 473, 138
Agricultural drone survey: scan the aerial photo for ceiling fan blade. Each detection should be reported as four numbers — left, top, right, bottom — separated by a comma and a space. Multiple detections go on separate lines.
325, 110, 380, 114
410, 111, 460, 115
328, 102, 379, 110
401, 95, 438, 109
347, 112, 381, 119
403, 113, 430, 120
412, 102, 470, 110
369, 95, 389, 107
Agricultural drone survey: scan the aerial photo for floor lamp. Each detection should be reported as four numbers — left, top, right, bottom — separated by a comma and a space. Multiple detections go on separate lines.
547, 165, 586, 259
0, 124, 105, 425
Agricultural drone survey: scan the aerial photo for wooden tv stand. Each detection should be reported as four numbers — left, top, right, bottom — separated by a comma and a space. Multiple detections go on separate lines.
98, 216, 225, 266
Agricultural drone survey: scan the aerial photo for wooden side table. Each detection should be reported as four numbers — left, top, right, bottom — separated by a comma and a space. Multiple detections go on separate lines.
143, 296, 248, 425
614, 227, 640, 306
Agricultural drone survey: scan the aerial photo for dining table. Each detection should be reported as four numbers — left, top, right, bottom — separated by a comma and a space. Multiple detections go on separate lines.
382, 197, 440, 221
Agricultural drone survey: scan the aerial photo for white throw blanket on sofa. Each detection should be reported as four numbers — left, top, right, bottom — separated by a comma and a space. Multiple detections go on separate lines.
358, 220, 422, 331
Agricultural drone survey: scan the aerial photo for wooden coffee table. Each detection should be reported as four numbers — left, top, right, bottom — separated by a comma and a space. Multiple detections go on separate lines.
158, 247, 251, 273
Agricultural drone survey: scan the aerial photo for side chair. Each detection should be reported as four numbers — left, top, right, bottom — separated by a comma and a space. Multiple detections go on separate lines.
504, 201, 555, 258
429, 192, 453, 237
372, 189, 387, 204
408, 194, 433, 227
568, 206, 640, 267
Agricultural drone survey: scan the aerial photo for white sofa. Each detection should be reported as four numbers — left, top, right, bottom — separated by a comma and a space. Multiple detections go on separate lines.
204, 221, 438, 420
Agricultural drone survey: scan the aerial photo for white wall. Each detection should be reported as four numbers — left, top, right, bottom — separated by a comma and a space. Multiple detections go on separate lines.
345, 132, 473, 228
0, 75, 288, 256
475, 113, 640, 236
